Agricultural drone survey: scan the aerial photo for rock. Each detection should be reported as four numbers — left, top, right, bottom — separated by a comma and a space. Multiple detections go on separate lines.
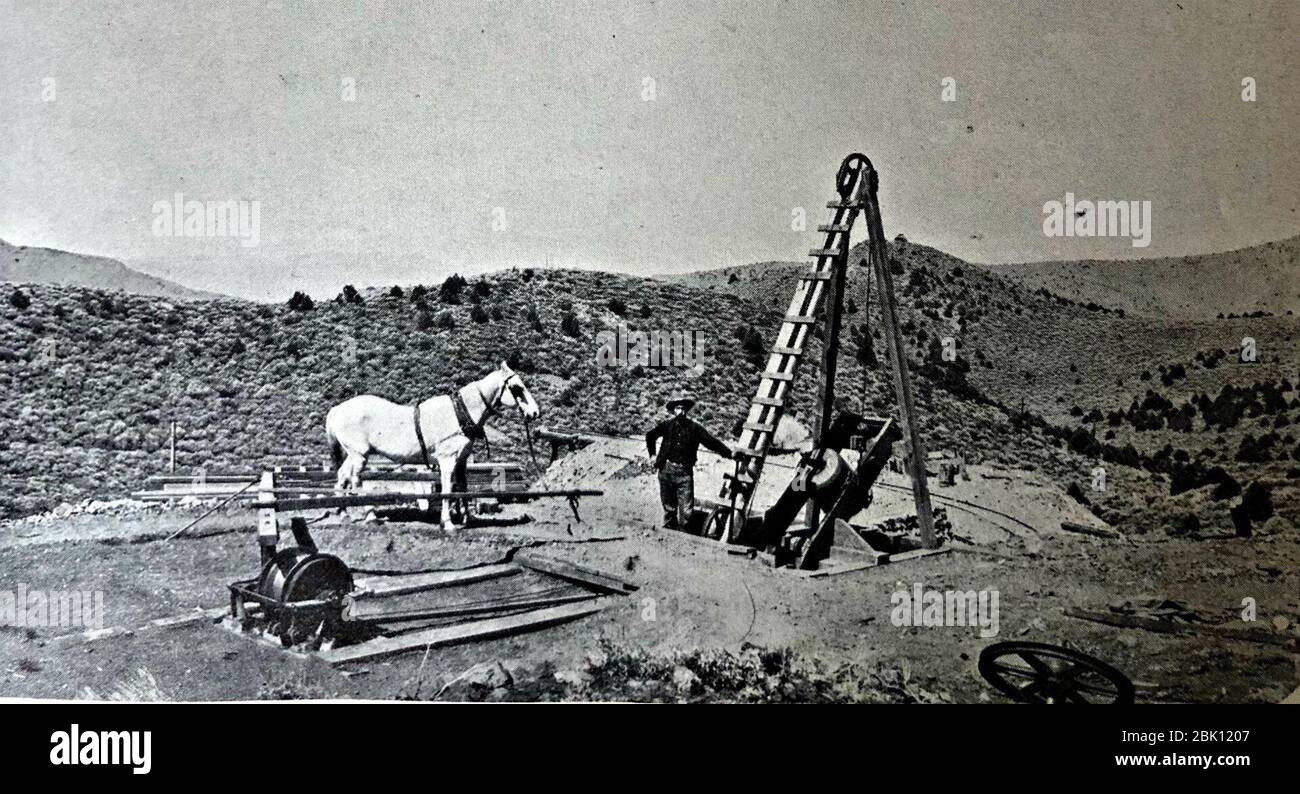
440, 661, 513, 700
553, 669, 591, 689
672, 666, 701, 695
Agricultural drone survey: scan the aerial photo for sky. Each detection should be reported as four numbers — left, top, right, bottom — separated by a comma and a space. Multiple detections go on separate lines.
1, 0, 1297, 300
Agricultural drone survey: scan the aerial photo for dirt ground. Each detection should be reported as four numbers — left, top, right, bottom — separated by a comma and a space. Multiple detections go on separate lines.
2, 438, 1297, 703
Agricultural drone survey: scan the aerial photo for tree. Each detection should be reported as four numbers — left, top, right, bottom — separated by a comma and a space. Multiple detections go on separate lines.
8, 289, 30, 310
439, 274, 468, 304
287, 291, 315, 311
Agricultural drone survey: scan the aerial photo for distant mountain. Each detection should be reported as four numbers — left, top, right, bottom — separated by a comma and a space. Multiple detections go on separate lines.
979, 235, 1300, 320
1, 240, 225, 301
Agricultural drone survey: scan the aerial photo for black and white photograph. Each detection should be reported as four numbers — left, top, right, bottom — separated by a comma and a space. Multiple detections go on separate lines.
1, 0, 1297, 735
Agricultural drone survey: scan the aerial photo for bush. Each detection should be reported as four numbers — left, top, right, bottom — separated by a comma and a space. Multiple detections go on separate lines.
1240, 482, 1274, 522
560, 311, 581, 337
337, 285, 363, 305
409, 284, 428, 302
607, 297, 627, 316
439, 274, 467, 304
526, 305, 543, 331
740, 327, 766, 366
287, 291, 315, 311
435, 311, 456, 330
470, 305, 490, 324
9, 289, 30, 310
472, 280, 492, 300
389, 285, 404, 298
415, 309, 435, 331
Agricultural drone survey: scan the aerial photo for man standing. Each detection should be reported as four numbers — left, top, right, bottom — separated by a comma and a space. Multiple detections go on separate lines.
646, 391, 739, 529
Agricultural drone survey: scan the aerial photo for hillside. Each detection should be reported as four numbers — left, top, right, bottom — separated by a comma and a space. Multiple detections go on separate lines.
1, 240, 222, 301
2, 246, 1296, 540
675, 238, 1300, 535
981, 235, 1300, 320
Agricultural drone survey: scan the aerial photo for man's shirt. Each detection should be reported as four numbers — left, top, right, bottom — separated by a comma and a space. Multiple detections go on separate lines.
646, 415, 733, 469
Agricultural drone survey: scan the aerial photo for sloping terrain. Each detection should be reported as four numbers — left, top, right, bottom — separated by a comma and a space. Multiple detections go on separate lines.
981, 235, 1300, 320
1, 239, 222, 301
2, 235, 1297, 541
674, 238, 1300, 537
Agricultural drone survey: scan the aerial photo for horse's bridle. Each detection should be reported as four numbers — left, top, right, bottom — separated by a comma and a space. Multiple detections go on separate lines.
475, 372, 540, 469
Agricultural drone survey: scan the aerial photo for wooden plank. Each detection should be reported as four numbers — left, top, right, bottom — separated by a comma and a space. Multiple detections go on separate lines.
351, 563, 521, 597
345, 592, 600, 624
866, 186, 937, 549
513, 551, 637, 594
320, 599, 611, 665
1059, 521, 1121, 540
1063, 607, 1290, 647
781, 314, 818, 325
887, 546, 952, 564
258, 488, 602, 512
760, 370, 795, 382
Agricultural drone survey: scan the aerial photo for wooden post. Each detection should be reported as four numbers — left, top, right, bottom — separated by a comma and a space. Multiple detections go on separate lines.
169, 421, 177, 473
862, 172, 937, 549
256, 471, 279, 566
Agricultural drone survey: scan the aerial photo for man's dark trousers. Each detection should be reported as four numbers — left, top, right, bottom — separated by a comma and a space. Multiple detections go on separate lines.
658, 460, 694, 528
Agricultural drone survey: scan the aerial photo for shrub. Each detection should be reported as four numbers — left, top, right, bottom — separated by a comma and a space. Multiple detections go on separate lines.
337, 285, 363, 305
435, 311, 455, 330
472, 280, 492, 300
740, 327, 766, 366
1240, 482, 1274, 522
607, 297, 627, 315
1211, 475, 1241, 501
439, 274, 467, 304
560, 311, 581, 337
287, 291, 315, 311
389, 285, 404, 298
409, 284, 428, 302
470, 305, 490, 324
525, 305, 543, 331
9, 289, 30, 310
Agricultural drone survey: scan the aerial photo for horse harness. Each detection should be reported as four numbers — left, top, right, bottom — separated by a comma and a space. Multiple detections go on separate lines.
412, 385, 498, 469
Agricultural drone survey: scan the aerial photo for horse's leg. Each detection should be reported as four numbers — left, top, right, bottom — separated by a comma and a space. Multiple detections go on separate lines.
340, 451, 366, 490
437, 453, 458, 531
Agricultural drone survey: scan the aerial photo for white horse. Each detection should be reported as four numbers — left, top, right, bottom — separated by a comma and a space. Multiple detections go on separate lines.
325, 361, 540, 529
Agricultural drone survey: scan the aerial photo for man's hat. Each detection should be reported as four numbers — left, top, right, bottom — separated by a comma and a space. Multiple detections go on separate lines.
665, 390, 696, 411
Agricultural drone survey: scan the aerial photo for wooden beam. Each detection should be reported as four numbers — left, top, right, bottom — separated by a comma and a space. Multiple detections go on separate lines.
1063, 607, 1290, 646
513, 551, 638, 594
864, 176, 937, 549
351, 563, 521, 598
320, 599, 612, 665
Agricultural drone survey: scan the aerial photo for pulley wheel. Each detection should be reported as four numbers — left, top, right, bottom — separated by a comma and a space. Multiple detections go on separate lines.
256, 547, 353, 646
978, 641, 1134, 704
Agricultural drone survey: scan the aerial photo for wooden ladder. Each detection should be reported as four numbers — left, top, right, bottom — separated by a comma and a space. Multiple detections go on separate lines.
717, 155, 875, 540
